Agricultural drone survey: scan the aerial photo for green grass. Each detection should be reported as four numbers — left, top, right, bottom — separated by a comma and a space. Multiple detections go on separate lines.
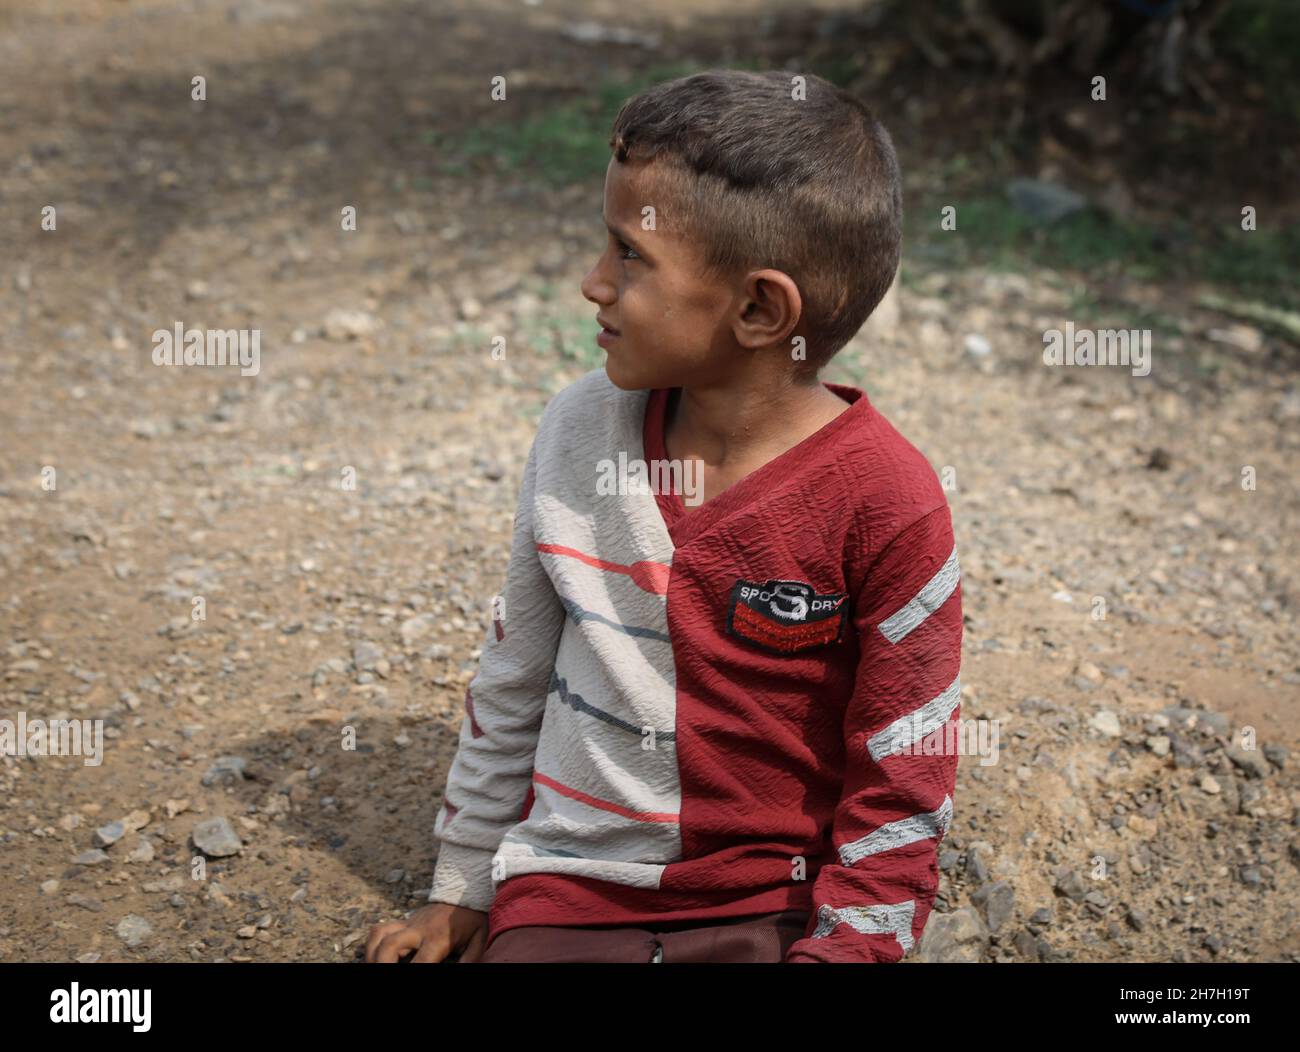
444, 312, 602, 371
1217, 0, 1300, 120
905, 194, 1300, 311
509, 303, 605, 376
451, 322, 490, 347
1062, 283, 1181, 337
805, 55, 863, 89
429, 61, 758, 187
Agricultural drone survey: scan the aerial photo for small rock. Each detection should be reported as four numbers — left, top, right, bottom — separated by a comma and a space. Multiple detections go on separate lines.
1076, 661, 1103, 683
322, 308, 380, 341
1005, 178, 1086, 223
73, 849, 111, 866
192, 815, 243, 858
1054, 869, 1087, 901
1224, 742, 1271, 780
121, 809, 151, 832
92, 820, 126, 848
127, 837, 156, 864
1162, 706, 1230, 736
1200, 775, 1222, 795
970, 881, 1016, 934
399, 615, 436, 647
142, 874, 185, 894
116, 914, 153, 948
1012, 930, 1040, 959
1082, 890, 1110, 916
201, 756, 247, 787
353, 641, 383, 671
1090, 710, 1122, 737
1126, 814, 1158, 837
916, 906, 989, 962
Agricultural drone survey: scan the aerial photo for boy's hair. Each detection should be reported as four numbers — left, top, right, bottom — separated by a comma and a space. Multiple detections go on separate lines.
609, 69, 902, 369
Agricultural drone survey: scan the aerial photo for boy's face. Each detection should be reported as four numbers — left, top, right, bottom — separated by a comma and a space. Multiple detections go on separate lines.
581, 157, 742, 391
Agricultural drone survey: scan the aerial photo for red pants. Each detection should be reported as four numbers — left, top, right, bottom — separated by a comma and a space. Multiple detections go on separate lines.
474, 909, 810, 963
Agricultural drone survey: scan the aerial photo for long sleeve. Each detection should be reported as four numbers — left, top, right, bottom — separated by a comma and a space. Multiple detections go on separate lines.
786, 505, 962, 962
428, 420, 567, 912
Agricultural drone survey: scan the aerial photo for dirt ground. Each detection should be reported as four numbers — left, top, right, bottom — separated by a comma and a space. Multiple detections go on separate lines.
0, 0, 1296, 963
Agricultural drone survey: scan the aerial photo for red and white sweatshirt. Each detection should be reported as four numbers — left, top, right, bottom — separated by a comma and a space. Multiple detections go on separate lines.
429, 367, 963, 963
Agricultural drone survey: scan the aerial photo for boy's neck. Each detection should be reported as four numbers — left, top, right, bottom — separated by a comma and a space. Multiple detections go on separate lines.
663, 372, 850, 473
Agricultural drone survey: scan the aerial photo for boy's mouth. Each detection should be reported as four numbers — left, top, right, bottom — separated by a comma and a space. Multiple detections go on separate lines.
596, 317, 621, 347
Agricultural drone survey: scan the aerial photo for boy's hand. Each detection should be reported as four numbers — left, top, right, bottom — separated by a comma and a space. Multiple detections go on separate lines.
365, 902, 489, 963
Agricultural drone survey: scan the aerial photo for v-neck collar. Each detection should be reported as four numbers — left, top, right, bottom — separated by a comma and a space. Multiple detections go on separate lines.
641, 381, 872, 547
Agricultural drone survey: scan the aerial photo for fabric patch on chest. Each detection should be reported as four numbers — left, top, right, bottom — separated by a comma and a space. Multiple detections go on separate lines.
726, 578, 849, 654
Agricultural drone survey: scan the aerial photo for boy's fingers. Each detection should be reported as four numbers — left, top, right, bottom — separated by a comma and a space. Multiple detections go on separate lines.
410, 932, 453, 963
364, 921, 407, 962
372, 928, 423, 963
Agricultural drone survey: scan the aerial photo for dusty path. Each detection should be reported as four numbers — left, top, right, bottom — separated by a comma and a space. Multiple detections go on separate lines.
0, 0, 1296, 962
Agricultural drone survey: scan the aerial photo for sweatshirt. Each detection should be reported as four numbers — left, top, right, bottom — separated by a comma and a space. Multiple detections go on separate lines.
428, 366, 963, 963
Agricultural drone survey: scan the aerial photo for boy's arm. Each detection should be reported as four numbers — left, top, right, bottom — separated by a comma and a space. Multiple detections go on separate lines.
786, 505, 962, 963
428, 425, 566, 913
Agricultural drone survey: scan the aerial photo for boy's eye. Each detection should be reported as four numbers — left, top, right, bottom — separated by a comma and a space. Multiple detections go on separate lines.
616, 240, 640, 261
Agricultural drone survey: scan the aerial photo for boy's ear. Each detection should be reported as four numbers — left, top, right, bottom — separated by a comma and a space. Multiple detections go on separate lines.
733, 269, 802, 351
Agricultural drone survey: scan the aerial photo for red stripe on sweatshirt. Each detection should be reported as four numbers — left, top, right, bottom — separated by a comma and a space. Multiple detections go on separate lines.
533, 770, 680, 824
535, 543, 671, 595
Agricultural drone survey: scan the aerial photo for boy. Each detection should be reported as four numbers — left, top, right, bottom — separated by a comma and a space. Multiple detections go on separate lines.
366, 69, 961, 964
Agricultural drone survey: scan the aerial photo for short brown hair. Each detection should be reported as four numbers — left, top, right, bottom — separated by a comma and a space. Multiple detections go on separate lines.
609, 69, 902, 369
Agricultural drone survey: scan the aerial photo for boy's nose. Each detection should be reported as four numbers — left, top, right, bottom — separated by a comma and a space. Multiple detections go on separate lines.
580, 265, 614, 306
